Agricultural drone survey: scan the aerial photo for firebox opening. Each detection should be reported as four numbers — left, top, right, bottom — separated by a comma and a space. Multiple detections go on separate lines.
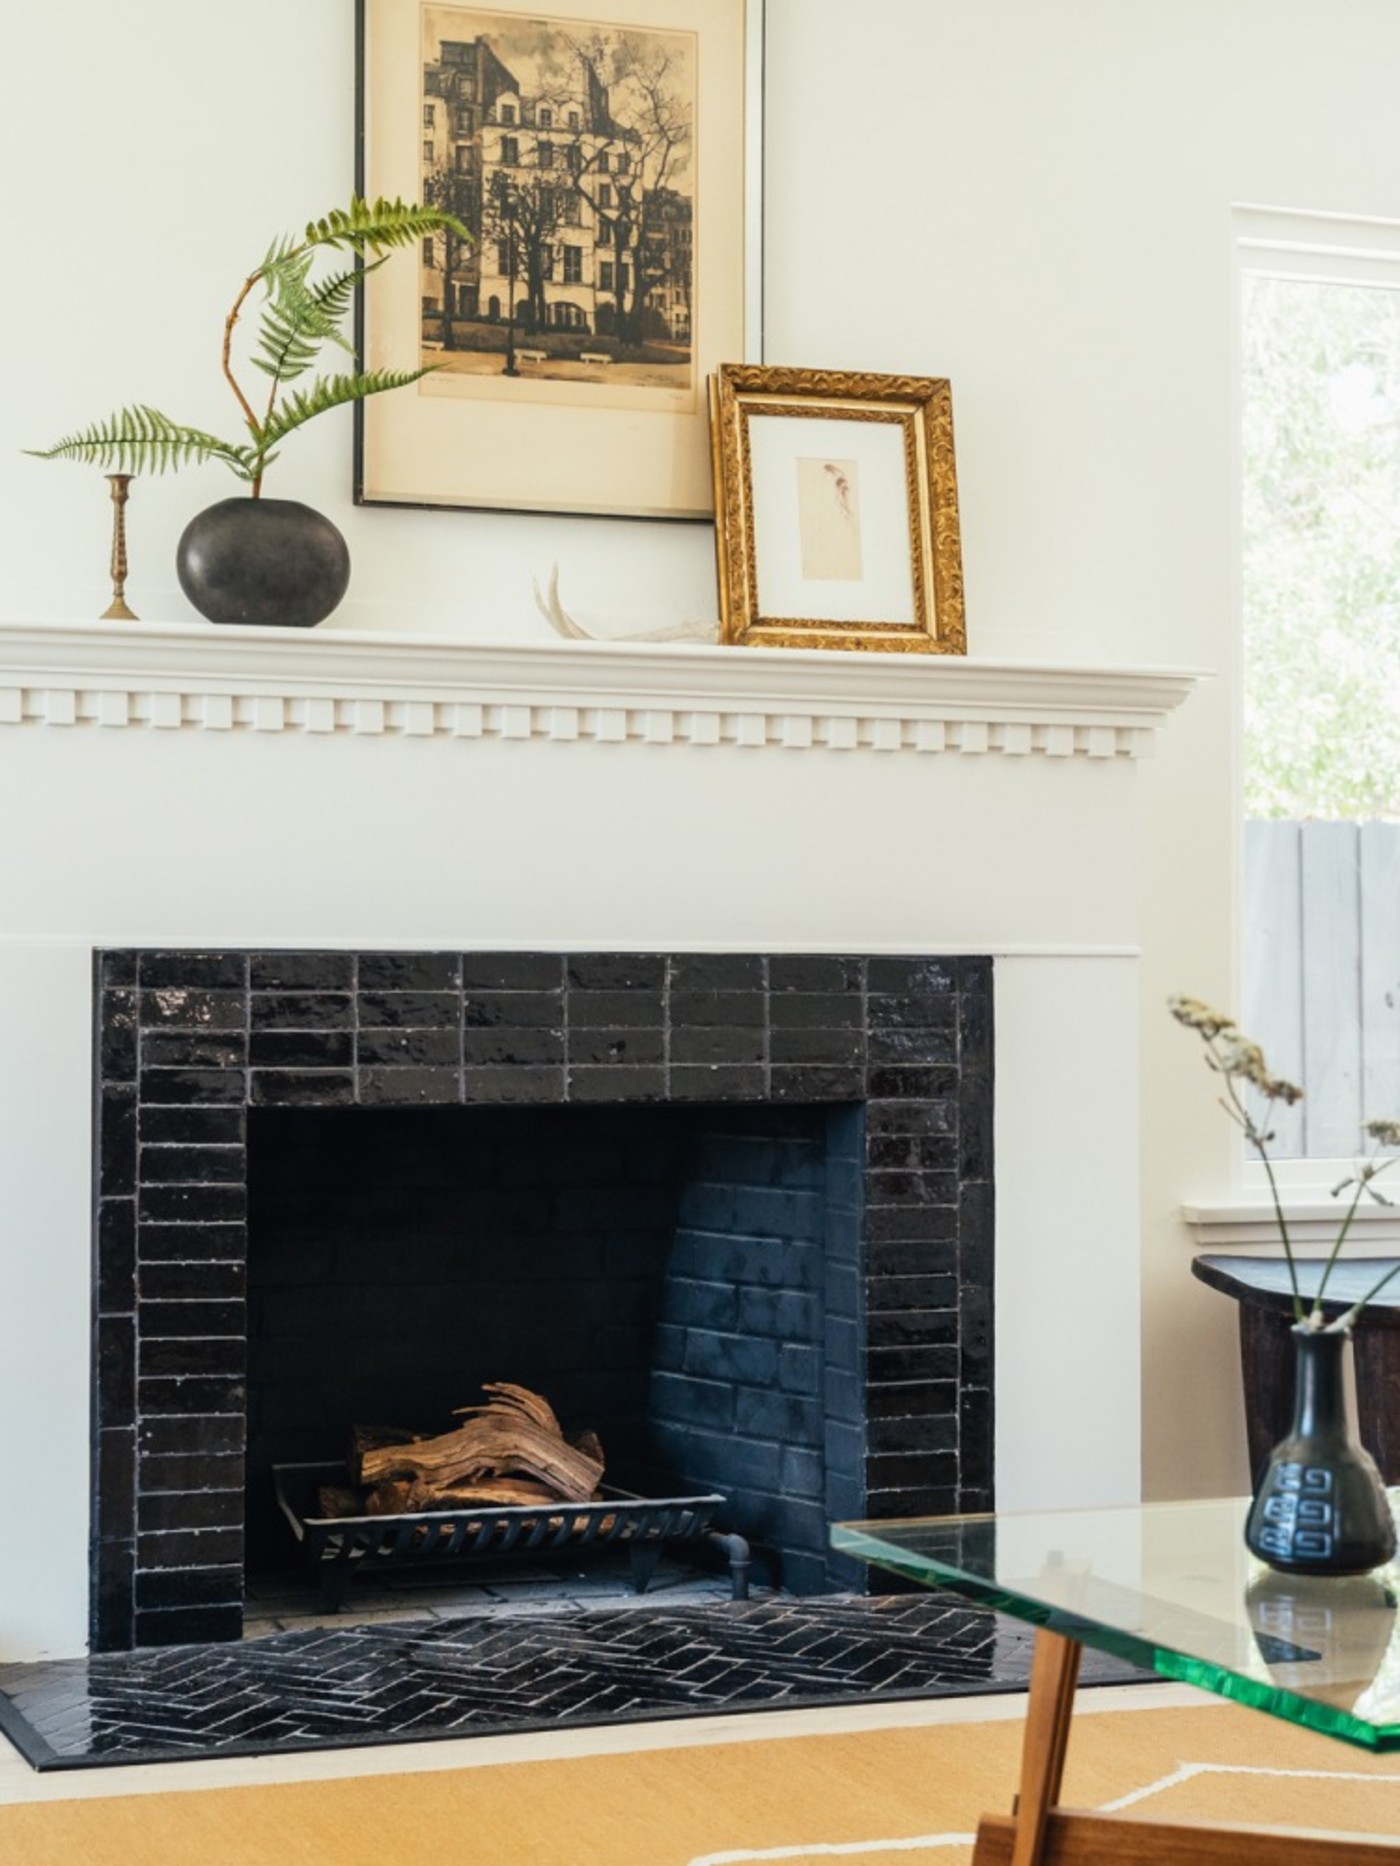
245, 1100, 867, 1597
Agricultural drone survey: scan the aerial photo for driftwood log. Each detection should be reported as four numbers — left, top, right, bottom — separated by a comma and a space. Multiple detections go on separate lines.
346, 1384, 604, 1516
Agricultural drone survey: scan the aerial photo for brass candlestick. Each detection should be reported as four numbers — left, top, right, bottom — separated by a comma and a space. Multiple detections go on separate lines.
100, 473, 138, 620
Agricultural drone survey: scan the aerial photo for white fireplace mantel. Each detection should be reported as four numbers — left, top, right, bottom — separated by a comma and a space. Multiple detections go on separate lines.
0, 619, 1200, 757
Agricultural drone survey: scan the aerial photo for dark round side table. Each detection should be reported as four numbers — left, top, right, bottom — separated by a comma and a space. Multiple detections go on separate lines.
1192, 1253, 1400, 1483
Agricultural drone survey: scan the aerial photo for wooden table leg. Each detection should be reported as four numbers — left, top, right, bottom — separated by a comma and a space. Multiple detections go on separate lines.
971, 1627, 1080, 1866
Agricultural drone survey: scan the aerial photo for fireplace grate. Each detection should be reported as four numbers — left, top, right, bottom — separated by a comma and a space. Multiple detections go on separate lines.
273, 1462, 750, 1610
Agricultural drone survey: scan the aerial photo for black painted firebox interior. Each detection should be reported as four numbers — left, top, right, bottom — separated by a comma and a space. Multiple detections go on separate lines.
245, 1100, 863, 1592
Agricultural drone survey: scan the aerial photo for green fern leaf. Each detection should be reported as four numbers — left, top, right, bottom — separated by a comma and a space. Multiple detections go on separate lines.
25, 405, 254, 478
303, 194, 469, 256
254, 367, 435, 452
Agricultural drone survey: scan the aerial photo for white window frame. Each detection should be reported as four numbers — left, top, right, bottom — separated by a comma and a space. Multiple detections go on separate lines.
1211, 204, 1400, 1246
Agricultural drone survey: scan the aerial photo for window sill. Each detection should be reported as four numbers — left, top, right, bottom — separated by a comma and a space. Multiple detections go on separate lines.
1180, 1198, 1400, 1250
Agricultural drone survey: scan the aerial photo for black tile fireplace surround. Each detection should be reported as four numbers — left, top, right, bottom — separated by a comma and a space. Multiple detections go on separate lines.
92, 950, 993, 1652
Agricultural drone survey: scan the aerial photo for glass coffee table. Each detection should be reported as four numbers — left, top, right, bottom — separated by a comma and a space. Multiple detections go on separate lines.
834, 1497, 1400, 1864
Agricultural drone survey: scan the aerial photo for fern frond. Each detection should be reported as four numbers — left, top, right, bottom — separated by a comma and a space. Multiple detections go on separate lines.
25, 405, 254, 478
251, 256, 387, 382
255, 367, 435, 451
303, 195, 469, 256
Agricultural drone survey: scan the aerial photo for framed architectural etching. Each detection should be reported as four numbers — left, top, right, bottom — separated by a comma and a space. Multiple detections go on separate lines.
709, 365, 967, 653
356, 0, 762, 519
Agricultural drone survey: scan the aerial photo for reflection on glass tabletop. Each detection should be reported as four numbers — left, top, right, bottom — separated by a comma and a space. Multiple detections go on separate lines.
833, 1497, 1400, 1750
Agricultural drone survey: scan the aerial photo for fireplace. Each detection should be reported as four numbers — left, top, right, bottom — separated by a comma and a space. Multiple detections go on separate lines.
92, 947, 993, 1650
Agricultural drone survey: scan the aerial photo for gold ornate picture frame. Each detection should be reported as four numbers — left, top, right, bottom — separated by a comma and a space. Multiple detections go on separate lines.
709, 365, 966, 652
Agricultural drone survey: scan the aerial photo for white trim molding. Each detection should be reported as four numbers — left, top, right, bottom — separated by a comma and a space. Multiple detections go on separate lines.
1181, 1198, 1400, 1251
0, 619, 1202, 756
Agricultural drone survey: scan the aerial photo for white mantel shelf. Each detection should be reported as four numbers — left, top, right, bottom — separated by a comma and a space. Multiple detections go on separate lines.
0, 619, 1202, 756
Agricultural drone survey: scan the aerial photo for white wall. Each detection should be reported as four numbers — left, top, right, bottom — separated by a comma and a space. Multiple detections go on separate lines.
3, 0, 1399, 1575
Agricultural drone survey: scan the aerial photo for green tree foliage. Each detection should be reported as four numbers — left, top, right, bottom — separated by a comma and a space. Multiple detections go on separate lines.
1244, 276, 1400, 820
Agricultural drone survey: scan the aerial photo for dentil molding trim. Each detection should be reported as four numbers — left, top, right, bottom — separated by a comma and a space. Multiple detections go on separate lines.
0, 619, 1201, 756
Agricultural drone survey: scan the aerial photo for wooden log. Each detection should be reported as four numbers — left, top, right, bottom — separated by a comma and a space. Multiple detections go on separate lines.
347, 1422, 425, 1484
359, 1383, 604, 1501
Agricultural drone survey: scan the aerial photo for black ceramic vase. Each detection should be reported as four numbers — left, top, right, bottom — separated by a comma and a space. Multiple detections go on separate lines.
1245, 1324, 1397, 1576
176, 496, 350, 628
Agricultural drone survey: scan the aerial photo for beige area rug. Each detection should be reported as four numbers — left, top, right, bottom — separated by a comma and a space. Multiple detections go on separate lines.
3, 1698, 1400, 1865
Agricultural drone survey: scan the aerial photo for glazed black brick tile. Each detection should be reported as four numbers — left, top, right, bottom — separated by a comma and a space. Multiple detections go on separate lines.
137, 987, 246, 1034
668, 954, 765, 991
568, 989, 665, 1028
768, 991, 864, 1030
868, 1308, 959, 1350
132, 1604, 243, 1646
97, 1317, 135, 1426
138, 1145, 244, 1185
459, 953, 565, 991
356, 1026, 461, 1068
250, 952, 356, 992
461, 1064, 567, 1104
867, 1450, 959, 1493
866, 1066, 956, 1101
865, 1273, 958, 1311
769, 1065, 865, 1101
866, 1099, 956, 1137
867, 1169, 959, 1207
138, 1488, 242, 1534
95, 1427, 136, 1543
99, 1086, 137, 1198
100, 950, 139, 989
139, 1299, 245, 1339
357, 990, 459, 1030
865, 1484, 959, 1518
249, 1071, 355, 1107
865, 1204, 958, 1245
462, 1025, 565, 1066
669, 989, 766, 1030
768, 956, 864, 993
768, 1027, 864, 1068
867, 1379, 959, 1419
138, 1069, 245, 1106
138, 953, 248, 991
869, 1411, 959, 1455
867, 992, 958, 1031
464, 991, 565, 1031
570, 1027, 668, 1067
90, 1539, 135, 1652
140, 1261, 244, 1302
140, 1451, 244, 1492
566, 955, 666, 991
358, 952, 461, 992
867, 1132, 957, 1170
960, 1391, 994, 1492
97, 1200, 136, 1313
668, 1064, 768, 1101
137, 1375, 246, 1416
866, 957, 957, 995
138, 1183, 246, 1225
138, 1415, 244, 1459
867, 1343, 959, 1382
357, 1066, 461, 1105
100, 989, 138, 1080
248, 1029, 355, 1069
134, 1565, 243, 1610
141, 1031, 248, 1070
867, 1026, 957, 1067
960, 1288, 993, 1383
139, 1105, 245, 1146
136, 1221, 247, 1262
568, 1064, 668, 1102
960, 1182, 994, 1287
250, 992, 355, 1032
866, 1237, 958, 1279
670, 1025, 764, 1066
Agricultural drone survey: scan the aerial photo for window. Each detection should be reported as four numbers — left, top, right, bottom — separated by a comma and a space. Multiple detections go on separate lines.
538, 106, 553, 128
538, 141, 554, 168
1237, 208, 1400, 1165
617, 151, 630, 175
423, 103, 436, 127
562, 245, 583, 285
496, 239, 511, 272
598, 183, 613, 209
597, 150, 610, 173
422, 237, 435, 264
422, 140, 434, 163
599, 261, 614, 293
597, 217, 613, 248
500, 103, 516, 125
568, 109, 580, 129
500, 136, 519, 166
